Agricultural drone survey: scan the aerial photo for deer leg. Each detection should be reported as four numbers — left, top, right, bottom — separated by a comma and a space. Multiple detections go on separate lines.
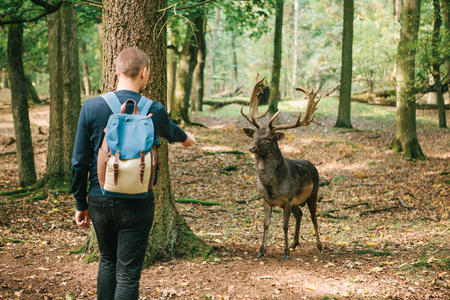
282, 202, 293, 260
257, 200, 273, 258
307, 196, 322, 252
290, 205, 303, 250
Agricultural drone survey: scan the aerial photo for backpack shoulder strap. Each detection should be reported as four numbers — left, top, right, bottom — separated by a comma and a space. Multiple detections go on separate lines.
100, 92, 122, 114
137, 96, 154, 116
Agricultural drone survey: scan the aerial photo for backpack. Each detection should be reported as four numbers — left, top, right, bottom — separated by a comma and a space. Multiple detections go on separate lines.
97, 92, 158, 198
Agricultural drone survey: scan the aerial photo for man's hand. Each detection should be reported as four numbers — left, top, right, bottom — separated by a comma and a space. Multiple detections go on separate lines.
181, 132, 197, 148
75, 209, 90, 228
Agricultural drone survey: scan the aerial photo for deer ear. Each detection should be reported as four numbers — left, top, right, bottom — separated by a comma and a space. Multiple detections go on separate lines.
243, 128, 255, 138
274, 132, 285, 141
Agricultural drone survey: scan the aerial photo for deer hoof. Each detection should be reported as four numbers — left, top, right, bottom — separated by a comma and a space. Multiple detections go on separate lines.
283, 254, 290, 260
317, 242, 323, 252
256, 252, 264, 258
289, 242, 300, 250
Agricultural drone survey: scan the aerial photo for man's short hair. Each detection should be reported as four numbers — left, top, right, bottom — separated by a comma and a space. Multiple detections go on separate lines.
116, 47, 150, 78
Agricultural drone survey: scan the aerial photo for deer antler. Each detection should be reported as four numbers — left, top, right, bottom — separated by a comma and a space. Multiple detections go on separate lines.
269, 84, 322, 131
240, 74, 269, 128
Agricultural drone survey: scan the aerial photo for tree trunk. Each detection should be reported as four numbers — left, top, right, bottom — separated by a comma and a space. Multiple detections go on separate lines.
335, 0, 354, 128
46, 3, 81, 184
442, 0, 450, 96
206, 8, 220, 99
26, 75, 41, 104
389, 0, 424, 160
61, 4, 81, 175
231, 31, 239, 91
173, 18, 199, 124
268, 0, 284, 114
88, 0, 209, 267
1, 68, 9, 89
292, 0, 299, 100
7, 23, 37, 187
167, 28, 178, 113
191, 16, 206, 112
432, 0, 447, 128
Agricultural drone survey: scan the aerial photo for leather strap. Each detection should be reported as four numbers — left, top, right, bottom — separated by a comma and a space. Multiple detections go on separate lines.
139, 150, 145, 185
114, 150, 120, 186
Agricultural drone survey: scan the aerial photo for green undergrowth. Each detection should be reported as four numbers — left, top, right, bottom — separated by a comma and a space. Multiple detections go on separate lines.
0, 174, 72, 204
196, 96, 437, 127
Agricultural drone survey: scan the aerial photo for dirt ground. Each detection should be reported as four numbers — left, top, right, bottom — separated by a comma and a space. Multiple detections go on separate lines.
0, 101, 449, 299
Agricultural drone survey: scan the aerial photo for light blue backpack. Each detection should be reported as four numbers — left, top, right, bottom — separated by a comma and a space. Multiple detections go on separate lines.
97, 92, 158, 198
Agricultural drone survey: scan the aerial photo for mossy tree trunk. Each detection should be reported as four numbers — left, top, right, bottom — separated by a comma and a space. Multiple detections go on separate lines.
444, 0, 450, 96
389, 0, 424, 160
268, 0, 283, 114
167, 28, 179, 114
46, 3, 81, 187
172, 17, 200, 124
7, 23, 37, 187
335, 0, 354, 129
432, 0, 447, 128
86, 0, 210, 267
191, 17, 206, 112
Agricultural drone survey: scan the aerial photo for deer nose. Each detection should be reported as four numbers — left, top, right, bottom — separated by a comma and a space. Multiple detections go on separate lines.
249, 146, 257, 153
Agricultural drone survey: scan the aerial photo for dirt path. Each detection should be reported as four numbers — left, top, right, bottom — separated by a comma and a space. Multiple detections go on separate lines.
0, 104, 449, 299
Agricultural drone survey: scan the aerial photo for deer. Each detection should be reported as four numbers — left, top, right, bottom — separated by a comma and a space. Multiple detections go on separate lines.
241, 75, 323, 260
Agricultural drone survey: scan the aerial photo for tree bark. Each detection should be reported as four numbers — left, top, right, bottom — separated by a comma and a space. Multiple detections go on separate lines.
442, 0, 450, 96
268, 0, 284, 114
7, 23, 37, 187
292, 0, 299, 100
191, 16, 206, 112
89, 0, 209, 267
46, 3, 81, 183
206, 8, 220, 99
1, 68, 9, 89
231, 31, 239, 91
335, 0, 354, 128
26, 75, 41, 104
167, 28, 178, 113
432, 0, 447, 128
172, 18, 200, 124
389, 0, 424, 160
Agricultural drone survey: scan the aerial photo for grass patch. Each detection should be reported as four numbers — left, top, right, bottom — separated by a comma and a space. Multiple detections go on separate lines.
0, 238, 25, 244
357, 249, 392, 256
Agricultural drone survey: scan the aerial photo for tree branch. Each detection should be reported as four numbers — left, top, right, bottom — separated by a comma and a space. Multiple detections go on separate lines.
157, 0, 216, 13
0, 0, 63, 26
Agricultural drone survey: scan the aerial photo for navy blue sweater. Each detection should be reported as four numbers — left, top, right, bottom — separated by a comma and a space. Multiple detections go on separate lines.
71, 90, 187, 211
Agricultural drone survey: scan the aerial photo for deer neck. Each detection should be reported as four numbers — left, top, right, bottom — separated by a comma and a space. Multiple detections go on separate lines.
254, 143, 287, 181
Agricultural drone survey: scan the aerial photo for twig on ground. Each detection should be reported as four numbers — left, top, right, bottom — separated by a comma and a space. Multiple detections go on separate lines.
359, 206, 399, 216
343, 202, 372, 210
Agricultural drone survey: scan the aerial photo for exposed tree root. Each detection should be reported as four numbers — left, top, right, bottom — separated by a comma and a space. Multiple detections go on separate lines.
343, 202, 372, 210
175, 198, 223, 206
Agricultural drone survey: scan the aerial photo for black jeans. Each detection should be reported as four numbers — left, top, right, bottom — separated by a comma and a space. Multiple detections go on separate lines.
88, 194, 155, 300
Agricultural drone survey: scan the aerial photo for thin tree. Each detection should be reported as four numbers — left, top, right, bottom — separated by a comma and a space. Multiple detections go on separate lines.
46, 2, 81, 186
268, 0, 284, 114
335, 0, 354, 128
292, 0, 299, 99
7, 23, 37, 187
191, 16, 206, 112
442, 0, 450, 96
172, 17, 200, 124
432, 0, 447, 128
389, 0, 424, 159
85, 0, 210, 266
205, 7, 220, 98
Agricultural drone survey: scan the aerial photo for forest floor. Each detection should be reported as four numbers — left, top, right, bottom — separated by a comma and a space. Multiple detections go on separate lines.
0, 97, 449, 299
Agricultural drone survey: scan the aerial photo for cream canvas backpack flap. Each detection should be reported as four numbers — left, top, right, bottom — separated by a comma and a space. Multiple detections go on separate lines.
97, 92, 158, 198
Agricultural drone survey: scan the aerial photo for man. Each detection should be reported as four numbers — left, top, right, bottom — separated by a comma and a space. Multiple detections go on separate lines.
72, 47, 196, 299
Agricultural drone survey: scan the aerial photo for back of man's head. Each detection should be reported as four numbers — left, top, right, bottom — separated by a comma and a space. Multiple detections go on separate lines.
116, 47, 150, 78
